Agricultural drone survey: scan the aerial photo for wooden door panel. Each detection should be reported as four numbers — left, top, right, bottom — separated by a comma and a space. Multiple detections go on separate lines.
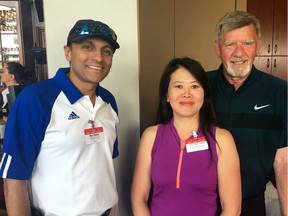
247, 0, 274, 56
254, 56, 272, 75
271, 56, 287, 81
254, 56, 287, 81
273, 0, 287, 55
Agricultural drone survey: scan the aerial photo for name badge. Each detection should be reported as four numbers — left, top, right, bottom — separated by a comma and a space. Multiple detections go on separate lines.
84, 127, 104, 145
185, 137, 208, 153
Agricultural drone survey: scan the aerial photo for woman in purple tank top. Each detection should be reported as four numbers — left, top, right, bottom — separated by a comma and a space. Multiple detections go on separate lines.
131, 58, 241, 216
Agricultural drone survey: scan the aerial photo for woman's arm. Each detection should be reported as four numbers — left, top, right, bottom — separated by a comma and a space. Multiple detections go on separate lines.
4, 178, 31, 216
131, 126, 157, 216
216, 127, 241, 216
274, 146, 287, 216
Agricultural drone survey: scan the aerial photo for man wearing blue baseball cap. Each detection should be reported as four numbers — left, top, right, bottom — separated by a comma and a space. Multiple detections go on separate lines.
0, 19, 120, 216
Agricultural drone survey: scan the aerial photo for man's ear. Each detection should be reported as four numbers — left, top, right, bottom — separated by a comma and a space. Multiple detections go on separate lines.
214, 42, 221, 58
256, 39, 262, 55
10, 73, 15, 81
64, 45, 71, 61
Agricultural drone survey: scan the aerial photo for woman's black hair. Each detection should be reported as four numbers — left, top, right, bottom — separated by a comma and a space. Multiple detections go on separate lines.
7, 62, 37, 86
155, 57, 219, 160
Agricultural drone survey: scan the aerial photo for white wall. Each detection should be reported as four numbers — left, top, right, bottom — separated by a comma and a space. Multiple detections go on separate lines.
43, 0, 140, 215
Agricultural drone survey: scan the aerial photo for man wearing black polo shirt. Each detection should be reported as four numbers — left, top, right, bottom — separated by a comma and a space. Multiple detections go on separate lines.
207, 11, 287, 216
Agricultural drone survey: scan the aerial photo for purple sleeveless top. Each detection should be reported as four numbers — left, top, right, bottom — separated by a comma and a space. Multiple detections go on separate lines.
150, 120, 219, 216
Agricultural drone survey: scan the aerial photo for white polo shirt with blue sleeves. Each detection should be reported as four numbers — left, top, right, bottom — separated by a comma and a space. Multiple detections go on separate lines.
0, 67, 119, 215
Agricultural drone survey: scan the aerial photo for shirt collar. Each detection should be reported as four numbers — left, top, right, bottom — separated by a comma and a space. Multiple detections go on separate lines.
53, 68, 83, 104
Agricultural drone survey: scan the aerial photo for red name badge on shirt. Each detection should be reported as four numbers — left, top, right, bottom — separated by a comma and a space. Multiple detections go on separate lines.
185, 137, 209, 153
84, 127, 104, 145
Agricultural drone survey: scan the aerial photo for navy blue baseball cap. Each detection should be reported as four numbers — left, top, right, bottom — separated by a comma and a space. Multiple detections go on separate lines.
67, 19, 120, 52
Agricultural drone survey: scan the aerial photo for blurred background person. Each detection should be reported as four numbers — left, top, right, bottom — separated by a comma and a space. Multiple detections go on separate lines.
0, 62, 37, 121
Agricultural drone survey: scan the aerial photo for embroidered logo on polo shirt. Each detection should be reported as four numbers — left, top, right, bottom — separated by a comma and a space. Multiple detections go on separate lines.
254, 104, 270, 110
68, 111, 80, 120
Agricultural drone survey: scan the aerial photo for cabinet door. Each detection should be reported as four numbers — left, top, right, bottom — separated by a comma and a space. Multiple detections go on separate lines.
273, 0, 287, 55
253, 56, 272, 75
247, 0, 287, 56
271, 56, 287, 81
254, 56, 287, 81
247, 0, 274, 56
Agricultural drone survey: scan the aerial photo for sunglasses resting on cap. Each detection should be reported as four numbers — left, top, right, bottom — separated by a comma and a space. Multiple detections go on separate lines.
67, 19, 120, 52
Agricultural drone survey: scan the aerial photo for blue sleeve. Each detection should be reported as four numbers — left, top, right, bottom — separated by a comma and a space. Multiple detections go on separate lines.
0, 85, 53, 179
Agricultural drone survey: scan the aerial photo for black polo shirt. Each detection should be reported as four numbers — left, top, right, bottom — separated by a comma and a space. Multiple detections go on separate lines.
207, 65, 287, 199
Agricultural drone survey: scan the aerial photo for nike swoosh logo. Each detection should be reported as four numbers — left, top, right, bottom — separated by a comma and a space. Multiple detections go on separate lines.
254, 104, 270, 110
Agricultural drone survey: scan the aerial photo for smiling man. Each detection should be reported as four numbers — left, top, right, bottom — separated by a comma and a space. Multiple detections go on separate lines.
207, 11, 287, 216
0, 19, 120, 216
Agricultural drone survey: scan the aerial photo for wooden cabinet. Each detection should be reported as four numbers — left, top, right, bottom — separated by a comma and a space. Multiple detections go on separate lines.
254, 56, 287, 81
247, 0, 287, 81
0, 0, 34, 72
